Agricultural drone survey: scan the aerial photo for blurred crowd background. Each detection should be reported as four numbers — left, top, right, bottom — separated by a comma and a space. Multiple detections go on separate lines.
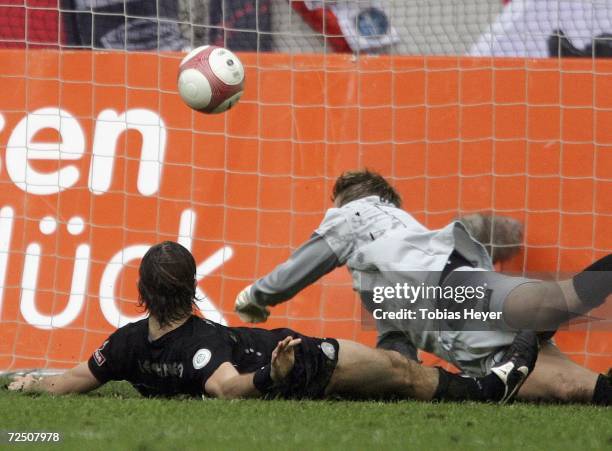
1, 0, 610, 57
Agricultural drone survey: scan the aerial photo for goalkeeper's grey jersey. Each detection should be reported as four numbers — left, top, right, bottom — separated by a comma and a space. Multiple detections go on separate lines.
251, 196, 515, 375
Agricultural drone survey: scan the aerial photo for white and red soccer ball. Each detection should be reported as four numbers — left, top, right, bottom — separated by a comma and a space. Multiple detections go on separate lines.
177, 45, 245, 114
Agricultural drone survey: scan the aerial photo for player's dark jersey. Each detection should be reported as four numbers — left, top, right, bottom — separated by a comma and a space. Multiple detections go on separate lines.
87, 315, 338, 399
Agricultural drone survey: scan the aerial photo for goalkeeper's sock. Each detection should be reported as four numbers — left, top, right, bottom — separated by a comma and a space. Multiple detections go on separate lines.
572, 254, 612, 308
433, 368, 503, 402
592, 374, 611, 406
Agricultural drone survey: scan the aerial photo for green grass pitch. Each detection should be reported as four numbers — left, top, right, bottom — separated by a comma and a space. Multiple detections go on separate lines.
1, 378, 611, 451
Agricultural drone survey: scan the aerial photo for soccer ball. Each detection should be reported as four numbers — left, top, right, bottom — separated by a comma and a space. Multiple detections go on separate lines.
177, 45, 245, 114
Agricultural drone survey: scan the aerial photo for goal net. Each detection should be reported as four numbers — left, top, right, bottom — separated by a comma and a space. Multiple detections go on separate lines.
0, 0, 610, 374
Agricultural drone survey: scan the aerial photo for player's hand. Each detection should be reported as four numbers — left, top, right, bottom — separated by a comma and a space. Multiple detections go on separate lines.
270, 336, 302, 383
234, 285, 270, 323
8, 374, 38, 392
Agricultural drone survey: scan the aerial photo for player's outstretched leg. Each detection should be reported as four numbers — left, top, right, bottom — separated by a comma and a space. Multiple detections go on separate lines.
325, 333, 538, 404
324, 339, 439, 400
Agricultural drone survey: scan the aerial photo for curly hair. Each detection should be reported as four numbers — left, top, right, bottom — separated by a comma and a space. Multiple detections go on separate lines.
137, 241, 197, 327
332, 170, 402, 208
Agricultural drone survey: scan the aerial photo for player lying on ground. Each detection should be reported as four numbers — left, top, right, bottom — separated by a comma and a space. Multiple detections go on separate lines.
8, 241, 537, 404
234, 170, 612, 405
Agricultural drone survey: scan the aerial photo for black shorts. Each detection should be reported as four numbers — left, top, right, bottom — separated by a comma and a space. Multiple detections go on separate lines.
269, 336, 339, 400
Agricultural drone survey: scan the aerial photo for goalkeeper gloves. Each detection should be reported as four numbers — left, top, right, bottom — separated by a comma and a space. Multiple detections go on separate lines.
234, 284, 270, 323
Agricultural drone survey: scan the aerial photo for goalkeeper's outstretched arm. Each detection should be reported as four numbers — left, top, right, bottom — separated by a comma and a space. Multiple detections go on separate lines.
235, 233, 340, 322
8, 362, 102, 395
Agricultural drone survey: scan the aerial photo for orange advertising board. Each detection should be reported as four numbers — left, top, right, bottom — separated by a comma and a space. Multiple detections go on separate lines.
0, 50, 610, 372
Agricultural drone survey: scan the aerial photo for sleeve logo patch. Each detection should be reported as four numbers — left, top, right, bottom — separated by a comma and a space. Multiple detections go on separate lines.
193, 348, 212, 370
93, 340, 109, 366
321, 341, 336, 360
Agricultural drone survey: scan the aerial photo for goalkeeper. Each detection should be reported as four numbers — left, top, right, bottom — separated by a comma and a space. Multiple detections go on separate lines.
9, 241, 535, 404
234, 170, 612, 406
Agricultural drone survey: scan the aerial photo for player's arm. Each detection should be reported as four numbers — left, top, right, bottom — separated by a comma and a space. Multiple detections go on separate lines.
235, 233, 340, 322
204, 337, 301, 399
204, 363, 260, 399
8, 362, 102, 395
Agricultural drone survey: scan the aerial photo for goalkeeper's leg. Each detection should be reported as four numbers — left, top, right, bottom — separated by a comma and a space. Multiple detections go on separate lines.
517, 341, 611, 405
503, 253, 612, 330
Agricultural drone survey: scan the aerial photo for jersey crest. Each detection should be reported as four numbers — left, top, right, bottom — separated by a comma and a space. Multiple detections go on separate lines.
192, 348, 212, 369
